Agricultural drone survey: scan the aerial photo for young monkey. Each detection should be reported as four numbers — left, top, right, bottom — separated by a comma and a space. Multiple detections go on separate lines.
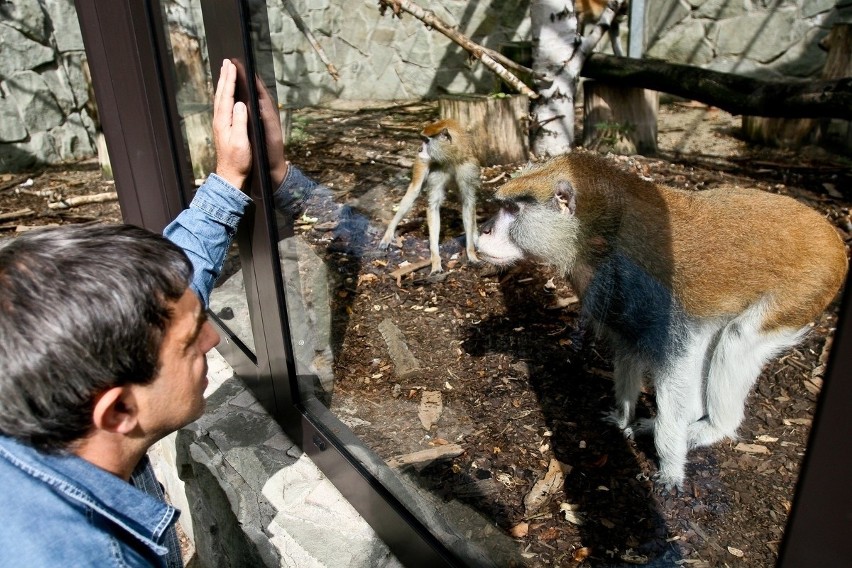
476, 152, 847, 489
576, 0, 628, 57
379, 119, 480, 274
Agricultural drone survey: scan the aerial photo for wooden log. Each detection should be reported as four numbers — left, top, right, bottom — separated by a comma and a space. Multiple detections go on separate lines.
0, 208, 35, 222
439, 94, 529, 166
742, 24, 851, 149
582, 80, 658, 155
48, 192, 118, 210
581, 53, 852, 120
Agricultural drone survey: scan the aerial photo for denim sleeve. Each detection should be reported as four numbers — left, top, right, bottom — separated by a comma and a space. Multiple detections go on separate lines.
164, 166, 317, 307
163, 174, 252, 307
272, 163, 318, 218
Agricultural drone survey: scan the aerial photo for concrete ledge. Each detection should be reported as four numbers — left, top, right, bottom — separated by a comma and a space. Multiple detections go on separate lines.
150, 350, 402, 568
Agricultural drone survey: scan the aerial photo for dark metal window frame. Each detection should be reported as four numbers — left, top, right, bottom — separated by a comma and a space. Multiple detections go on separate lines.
74, 1, 851, 566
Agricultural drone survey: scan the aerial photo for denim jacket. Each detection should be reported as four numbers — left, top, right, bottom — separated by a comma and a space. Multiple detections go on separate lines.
0, 435, 177, 567
0, 166, 315, 567
165, 165, 317, 307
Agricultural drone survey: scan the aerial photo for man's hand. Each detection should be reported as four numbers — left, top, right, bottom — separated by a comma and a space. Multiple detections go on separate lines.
255, 75, 289, 187
213, 59, 252, 189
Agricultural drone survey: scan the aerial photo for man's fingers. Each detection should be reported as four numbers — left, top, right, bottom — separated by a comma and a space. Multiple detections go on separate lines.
213, 60, 227, 115
232, 101, 248, 132
214, 60, 237, 129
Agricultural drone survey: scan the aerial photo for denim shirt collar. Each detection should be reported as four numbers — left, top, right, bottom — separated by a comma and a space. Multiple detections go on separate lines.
0, 435, 177, 556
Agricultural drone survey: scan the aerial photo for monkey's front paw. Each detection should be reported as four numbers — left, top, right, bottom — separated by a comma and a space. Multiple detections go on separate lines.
377, 238, 391, 250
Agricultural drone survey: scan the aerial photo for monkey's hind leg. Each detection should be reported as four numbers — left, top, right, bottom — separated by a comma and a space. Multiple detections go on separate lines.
426, 178, 448, 274
649, 336, 710, 489
457, 163, 481, 266
379, 159, 428, 250
688, 308, 805, 450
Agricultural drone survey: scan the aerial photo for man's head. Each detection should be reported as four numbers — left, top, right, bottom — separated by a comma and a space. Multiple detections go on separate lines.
0, 224, 218, 454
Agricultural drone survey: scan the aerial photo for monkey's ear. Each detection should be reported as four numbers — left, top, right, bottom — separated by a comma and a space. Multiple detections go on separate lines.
554, 179, 576, 216
440, 128, 452, 142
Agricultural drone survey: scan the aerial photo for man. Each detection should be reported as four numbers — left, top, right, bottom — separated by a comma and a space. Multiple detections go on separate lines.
0, 59, 314, 566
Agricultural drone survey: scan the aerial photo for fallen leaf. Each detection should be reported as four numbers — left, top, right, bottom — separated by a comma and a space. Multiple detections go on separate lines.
735, 443, 770, 454
559, 502, 584, 525
756, 435, 778, 443
783, 417, 812, 426
509, 522, 529, 538
572, 547, 591, 562
523, 459, 569, 516
357, 273, 378, 286
418, 390, 443, 430
727, 546, 744, 558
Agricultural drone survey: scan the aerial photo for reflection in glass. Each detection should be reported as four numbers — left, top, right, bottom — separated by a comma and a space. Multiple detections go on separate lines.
218, 1, 843, 566
159, 0, 256, 354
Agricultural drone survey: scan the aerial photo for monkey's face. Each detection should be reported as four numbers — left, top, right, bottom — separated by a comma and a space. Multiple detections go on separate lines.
476, 200, 526, 266
478, 178, 582, 273
478, 196, 580, 270
419, 127, 453, 163
417, 141, 431, 161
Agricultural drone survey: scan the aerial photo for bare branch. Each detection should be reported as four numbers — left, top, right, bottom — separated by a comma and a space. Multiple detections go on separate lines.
282, 0, 340, 81
377, 0, 538, 99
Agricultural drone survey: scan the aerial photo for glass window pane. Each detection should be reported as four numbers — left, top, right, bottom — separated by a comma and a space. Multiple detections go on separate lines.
160, 0, 256, 354
235, 1, 847, 566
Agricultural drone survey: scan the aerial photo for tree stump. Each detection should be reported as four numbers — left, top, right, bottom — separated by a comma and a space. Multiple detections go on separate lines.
439, 94, 529, 166
582, 80, 658, 155
743, 24, 852, 151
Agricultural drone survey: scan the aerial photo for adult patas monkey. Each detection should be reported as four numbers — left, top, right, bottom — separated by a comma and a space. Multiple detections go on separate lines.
477, 152, 847, 489
379, 119, 480, 274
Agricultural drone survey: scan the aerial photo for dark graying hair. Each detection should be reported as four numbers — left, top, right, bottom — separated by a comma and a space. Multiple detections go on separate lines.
0, 224, 193, 453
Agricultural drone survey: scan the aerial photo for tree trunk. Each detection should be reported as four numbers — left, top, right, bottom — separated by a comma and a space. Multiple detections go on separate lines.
439, 94, 530, 166
530, 1, 580, 158
583, 80, 658, 155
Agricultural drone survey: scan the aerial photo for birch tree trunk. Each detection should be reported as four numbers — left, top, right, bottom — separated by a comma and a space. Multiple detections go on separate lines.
530, 1, 580, 157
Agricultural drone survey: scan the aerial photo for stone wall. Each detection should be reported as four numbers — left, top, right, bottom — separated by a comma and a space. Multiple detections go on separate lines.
0, 0, 96, 172
150, 349, 403, 568
1, 0, 849, 167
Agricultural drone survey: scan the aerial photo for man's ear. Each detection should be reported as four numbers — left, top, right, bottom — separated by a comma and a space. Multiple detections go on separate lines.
92, 387, 138, 435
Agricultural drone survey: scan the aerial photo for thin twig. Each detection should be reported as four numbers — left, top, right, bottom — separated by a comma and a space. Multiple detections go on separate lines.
378, 0, 538, 99
282, 0, 340, 81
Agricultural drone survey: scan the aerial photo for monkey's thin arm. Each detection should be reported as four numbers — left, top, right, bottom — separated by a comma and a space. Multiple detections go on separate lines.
377, 0, 538, 99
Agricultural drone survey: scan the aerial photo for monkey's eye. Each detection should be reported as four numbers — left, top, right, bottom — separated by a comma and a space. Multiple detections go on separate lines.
420, 135, 429, 143
501, 200, 521, 215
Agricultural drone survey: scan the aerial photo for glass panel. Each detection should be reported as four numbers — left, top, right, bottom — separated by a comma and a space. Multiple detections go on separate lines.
239, 1, 847, 566
159, 0, 256, 354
